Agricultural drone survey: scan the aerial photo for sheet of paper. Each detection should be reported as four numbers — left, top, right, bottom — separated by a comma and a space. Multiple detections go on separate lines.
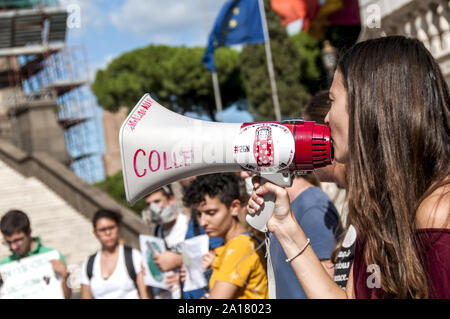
0, 250, 64, 299
139, 234, 168, 289
181, 234, 209, 292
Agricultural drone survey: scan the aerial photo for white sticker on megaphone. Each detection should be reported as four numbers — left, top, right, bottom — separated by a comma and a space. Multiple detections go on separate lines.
233, 123, 295, 173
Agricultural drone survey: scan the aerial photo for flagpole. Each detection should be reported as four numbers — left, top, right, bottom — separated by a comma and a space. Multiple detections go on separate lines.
258, 0, 282, 121
211, 71, 224, 121
203, 0, 224, 122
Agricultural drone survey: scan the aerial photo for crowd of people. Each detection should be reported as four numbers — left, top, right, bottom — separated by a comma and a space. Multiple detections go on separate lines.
0, 35, 448, 299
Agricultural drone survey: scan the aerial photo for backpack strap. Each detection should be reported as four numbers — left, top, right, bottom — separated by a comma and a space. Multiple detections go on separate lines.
154, 224, 170, 250
153, 224, 160, 237
86, 253, 96, 281
123, 245, 138, 293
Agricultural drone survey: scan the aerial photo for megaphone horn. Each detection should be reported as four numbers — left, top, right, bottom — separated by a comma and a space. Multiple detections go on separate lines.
120, 94, 333, 231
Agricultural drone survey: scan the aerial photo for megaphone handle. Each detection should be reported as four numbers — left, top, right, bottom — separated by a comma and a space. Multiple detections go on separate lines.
246, 177, 276, 233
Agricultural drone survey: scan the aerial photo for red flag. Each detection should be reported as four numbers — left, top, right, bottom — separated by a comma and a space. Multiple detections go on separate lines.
271, 0, 320, 29
328, 0, 360, 26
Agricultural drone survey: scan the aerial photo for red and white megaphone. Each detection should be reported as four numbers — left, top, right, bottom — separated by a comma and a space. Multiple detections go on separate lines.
119, 94, 333, 232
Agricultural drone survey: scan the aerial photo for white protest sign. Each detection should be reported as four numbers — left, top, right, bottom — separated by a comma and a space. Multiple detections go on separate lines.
0, 250, 64, 299
139, 234, 168, 289
182, 234, 209, 292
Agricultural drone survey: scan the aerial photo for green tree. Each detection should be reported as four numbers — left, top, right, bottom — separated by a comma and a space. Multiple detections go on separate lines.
240, 0, 311, 121
92, 45, 245, 121
290, 31, 328, 94
95, 171, 146, 215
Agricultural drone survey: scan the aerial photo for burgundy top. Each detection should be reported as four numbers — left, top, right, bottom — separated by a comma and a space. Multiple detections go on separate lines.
353, 229, 450, 298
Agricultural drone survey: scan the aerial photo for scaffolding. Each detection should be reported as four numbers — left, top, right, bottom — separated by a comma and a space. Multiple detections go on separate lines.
0, 0, 105, 183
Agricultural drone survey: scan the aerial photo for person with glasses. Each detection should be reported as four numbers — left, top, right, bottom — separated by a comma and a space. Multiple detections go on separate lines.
80, 209, 150, 299
0, 209, 71, 299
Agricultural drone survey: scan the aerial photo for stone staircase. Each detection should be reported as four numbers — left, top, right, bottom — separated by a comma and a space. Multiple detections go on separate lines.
0, 159, 100, 268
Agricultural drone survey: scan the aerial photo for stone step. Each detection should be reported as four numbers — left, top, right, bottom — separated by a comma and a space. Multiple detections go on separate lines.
0, 160, 100, 272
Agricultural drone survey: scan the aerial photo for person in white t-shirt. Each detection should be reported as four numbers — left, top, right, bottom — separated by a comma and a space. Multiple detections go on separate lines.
143, 185, 189, 299
80, 209, 151, 299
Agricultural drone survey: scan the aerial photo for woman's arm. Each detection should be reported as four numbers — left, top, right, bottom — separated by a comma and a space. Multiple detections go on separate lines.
137, 271, 151, 299
80, 284, 93, 299
248, 180, 350, 299
321, 260, 335, 279
137, 262, 153, 299
50, 259, 71, 299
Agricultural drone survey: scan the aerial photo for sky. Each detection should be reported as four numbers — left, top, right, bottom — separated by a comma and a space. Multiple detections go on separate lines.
59, 0, 247, 121
58, 0, 304, 122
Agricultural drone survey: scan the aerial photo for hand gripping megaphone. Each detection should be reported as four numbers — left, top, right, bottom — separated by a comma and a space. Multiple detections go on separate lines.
119, 94, 333, 232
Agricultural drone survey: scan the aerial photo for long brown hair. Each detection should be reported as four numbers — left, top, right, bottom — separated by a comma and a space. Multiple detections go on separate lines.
337, 36, 450, 298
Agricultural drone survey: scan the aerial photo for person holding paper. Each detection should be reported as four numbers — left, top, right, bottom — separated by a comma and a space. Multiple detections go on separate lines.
143, 185, 188, 299
0, 209, 71, 299
175, 173, 223, 299
180, 208, 223, 299
183, 173, 268, 299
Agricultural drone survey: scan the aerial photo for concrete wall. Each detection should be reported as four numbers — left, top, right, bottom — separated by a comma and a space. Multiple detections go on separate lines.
9, 100, 71, 164
102, 107, 129, 177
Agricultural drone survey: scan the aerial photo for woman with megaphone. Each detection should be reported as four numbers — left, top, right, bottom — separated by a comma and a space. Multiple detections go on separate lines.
248, 36, 450, 299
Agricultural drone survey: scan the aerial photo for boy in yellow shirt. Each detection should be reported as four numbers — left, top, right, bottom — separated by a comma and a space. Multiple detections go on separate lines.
182, 173, 268, 299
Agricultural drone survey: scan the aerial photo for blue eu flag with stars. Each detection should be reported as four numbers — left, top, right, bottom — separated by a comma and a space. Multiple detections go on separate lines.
202, 0, 265, 72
